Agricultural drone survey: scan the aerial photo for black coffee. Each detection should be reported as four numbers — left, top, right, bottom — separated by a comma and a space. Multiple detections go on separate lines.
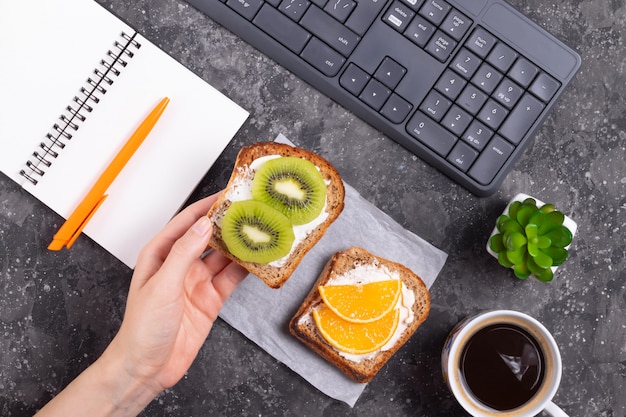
460, 323, 545, 410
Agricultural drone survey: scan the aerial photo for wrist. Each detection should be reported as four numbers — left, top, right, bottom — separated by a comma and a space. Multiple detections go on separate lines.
92, 336, 163, 416
34, 339, 161, 417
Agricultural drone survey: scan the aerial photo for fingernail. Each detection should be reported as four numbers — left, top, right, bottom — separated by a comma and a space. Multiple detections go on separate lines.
192, 216, 212, 237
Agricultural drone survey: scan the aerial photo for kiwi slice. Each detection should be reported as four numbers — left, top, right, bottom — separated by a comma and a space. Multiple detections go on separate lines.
251, 156, 326, 225
221, 200, 295, 264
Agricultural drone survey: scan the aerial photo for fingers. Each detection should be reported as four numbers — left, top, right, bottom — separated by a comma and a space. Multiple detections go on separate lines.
154, 215, 214, 291
211, 262, 248, 303
132, 193, 221, 291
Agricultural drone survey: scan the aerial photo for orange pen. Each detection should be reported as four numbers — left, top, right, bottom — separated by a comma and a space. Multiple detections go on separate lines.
48, 97, 170, 251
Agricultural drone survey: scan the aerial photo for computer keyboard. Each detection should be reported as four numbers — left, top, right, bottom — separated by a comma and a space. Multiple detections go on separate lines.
185, 0, 581, 196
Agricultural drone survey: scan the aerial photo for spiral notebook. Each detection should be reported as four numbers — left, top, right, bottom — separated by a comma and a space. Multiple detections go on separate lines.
0, 0, 249, 268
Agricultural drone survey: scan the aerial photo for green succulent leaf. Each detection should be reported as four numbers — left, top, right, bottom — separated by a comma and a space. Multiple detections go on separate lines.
540, 247, 569, 266
521, 197, 538, 209
539, 203, 556, 214
532, 249, 554, 269
536, 236, 552, 248
495, 215, 509, 231
525, 223, 538, 239
528, 210, 546, 227
526, 256, 545, 276
489, 234, 505, 253
513, 262, 531, 279
498, 251, 514, 268
538, 211, 565, 234
516, 205, 536, 227
527, 241, 539, 257
504, 232, 527, 251
508, 201, 522, 219
499, 218, 523, 234
545, 226, 573, 248
534, 267, 554, 283
507, 247, 526, 264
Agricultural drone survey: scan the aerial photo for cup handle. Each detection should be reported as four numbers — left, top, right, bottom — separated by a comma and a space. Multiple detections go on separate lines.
544, 401, 569, 417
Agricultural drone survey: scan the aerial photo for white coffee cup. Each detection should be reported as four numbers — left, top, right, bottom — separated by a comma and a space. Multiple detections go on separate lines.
442, 310, 568, 417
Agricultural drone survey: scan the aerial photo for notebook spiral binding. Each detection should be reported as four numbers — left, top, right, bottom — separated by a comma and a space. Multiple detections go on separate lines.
20, 31, 142, 185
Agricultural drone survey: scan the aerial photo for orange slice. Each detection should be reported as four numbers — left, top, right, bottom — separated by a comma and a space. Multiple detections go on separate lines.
313, 305, 400, 354
318, 279, 402, 323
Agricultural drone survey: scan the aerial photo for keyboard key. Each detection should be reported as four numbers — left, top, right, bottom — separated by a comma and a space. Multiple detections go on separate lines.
450, 48, 481, 79
383, 1, 415, 32
406, 111, 457, 156
301, 37, 346, 76
374, 57, 406, 89
463, 120, 493, 151
466, 27, 497, 58
498, 93, 544, 145
401, 0, 425, 11
420, 90, 451, 121
493, 78, 524, 109
468, 136, 514, 185
508, 57, 539, 87
435, 68, 466, 100
419, 0, 451, 25
227, 0, 264, 20
477, 99, 508, 130
301, 6, 360, 56
324, 0, 356, 22
340, 63, 370, 95
359, 79, 392, 110
441, 105, 472, 136
447, 141, 478, 172
381, 93, 413, 123
345, 0, 387, 35
529, 72, 561, 102
472, 62, 503, 94
404, 15, 435, 48
280, 0, 312, 21
457, 84, 487, 115
425, 31, 456, 62
253, 4, 311, 53
440, 9, 472, 41
487, 42, 518, 72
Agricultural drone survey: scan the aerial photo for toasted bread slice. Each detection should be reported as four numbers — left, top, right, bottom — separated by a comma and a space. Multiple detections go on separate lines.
206, 142, 345, 288
289, 247, 430, 383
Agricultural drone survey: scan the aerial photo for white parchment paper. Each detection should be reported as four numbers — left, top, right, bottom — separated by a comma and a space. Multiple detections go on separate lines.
218, 135, 448, 406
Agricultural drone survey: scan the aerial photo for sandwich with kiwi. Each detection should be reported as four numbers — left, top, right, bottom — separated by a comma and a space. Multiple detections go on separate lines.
289, 246, 430, 383
206, 142, 345, 288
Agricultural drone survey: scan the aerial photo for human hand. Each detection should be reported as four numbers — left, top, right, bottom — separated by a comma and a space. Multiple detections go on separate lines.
105, 192, 248, 395
35, 193, 248, 417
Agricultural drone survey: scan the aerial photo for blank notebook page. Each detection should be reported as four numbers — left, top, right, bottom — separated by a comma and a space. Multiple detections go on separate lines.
0, 0, 249, 268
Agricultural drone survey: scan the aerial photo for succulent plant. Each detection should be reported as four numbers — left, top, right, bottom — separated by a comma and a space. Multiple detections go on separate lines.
488, 197, 573, 282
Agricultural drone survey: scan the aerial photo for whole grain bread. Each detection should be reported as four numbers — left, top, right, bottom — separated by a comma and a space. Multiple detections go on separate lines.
289, 246, 431, 383
206, 142, 345, 288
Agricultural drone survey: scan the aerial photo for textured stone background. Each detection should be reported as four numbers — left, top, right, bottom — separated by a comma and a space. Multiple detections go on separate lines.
1, 0, 625, 416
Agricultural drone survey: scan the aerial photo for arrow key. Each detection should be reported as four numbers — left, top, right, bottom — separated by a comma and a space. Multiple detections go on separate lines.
374, 57, 407, 89
381, 93, 413, 123
359, 78, 392, 110
340, 63, 370, 96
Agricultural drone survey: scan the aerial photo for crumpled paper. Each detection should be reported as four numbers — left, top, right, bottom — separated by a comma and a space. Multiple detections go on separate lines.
218, 135, 447, 407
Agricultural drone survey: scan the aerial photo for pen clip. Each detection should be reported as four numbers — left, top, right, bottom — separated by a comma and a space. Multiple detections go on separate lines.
65, 194, 108, 249
48, 194, 108, 250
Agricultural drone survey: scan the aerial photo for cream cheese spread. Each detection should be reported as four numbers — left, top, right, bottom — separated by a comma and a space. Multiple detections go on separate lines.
219, 154, 330, 267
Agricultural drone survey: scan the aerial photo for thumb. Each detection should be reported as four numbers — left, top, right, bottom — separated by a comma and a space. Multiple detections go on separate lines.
157, 215, 213, 286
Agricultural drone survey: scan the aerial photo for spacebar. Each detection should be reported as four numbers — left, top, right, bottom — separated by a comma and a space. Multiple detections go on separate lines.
253, 5, 312, 54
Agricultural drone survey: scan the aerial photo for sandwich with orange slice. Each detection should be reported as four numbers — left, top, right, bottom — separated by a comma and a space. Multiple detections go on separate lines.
289, 246, 431, 383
